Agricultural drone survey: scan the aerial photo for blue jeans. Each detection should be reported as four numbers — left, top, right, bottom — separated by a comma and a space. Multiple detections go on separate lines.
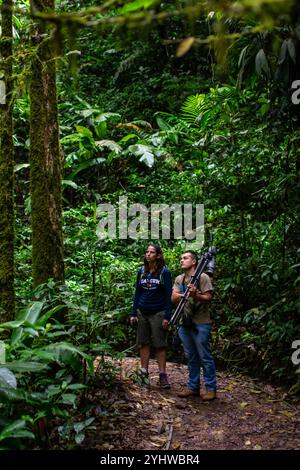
178, 323, 216, 391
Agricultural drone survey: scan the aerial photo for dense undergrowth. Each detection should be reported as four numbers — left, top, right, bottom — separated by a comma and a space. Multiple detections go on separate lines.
1, 0, 299, 450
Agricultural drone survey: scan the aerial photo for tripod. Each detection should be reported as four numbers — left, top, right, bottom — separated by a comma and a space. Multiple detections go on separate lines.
170, 246, 216, 327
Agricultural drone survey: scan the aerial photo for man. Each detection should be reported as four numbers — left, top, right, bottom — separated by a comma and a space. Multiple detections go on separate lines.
172, 251, 216, 400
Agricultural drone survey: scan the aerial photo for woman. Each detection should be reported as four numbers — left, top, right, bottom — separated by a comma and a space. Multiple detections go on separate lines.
130, 244, 172, 389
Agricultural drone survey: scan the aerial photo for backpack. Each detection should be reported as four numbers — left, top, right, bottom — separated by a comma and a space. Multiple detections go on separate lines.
137, 266, 166, 285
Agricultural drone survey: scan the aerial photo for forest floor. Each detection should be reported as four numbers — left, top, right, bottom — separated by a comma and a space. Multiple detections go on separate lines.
82, 357, 300, 451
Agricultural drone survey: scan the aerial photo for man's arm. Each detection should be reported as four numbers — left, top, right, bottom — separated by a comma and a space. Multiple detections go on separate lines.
171, 288, 182, 304
188, 284, 212, 302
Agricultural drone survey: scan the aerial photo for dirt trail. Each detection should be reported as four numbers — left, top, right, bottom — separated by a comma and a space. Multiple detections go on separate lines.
85, 357, 300, 451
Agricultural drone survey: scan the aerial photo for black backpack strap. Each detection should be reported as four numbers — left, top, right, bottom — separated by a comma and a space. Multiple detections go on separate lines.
159, 266, 167, 285
137, 266, 145, 282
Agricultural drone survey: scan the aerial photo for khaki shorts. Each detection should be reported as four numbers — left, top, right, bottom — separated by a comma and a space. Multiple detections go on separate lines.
136, 310, 167, 349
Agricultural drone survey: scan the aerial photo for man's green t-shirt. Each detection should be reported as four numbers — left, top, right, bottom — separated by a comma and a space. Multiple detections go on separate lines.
173, 272, 213, 324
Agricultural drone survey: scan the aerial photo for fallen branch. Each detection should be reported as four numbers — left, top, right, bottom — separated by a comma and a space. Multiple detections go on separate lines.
165, 423, 174, 450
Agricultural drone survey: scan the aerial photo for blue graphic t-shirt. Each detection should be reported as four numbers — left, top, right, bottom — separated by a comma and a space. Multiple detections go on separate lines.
132, 267, 172, 320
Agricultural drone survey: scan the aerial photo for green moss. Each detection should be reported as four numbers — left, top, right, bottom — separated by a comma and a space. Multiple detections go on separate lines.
0, 0, 15, 321
29, 2, 64, 287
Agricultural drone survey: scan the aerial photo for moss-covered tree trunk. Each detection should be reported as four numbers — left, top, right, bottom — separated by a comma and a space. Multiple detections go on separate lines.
0, 0, 15, 321
29, 0, 64, 287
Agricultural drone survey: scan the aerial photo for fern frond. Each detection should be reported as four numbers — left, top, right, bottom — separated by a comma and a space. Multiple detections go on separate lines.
181, 94, 205, 124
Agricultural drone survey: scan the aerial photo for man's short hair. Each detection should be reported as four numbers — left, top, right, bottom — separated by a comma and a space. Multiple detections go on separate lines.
182, 250, 198, 265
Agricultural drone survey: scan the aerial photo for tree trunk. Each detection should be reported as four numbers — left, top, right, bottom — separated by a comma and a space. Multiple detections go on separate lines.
0, 0, 15, 321
30, 0, 64, 287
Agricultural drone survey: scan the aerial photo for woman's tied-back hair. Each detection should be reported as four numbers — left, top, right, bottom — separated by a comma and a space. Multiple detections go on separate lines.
143, 244, 166, 276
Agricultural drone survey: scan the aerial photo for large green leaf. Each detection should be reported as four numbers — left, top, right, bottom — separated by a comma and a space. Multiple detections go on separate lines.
128, 144, 155, 167
75, 125, 94, 139
118, 0, 158, 14
0, 420, 34, 441
17, 301, 44, 324
73, 417, 95, 434
94, 112, 121, 123
5, 361, 49, 373
59, 393, 77, 407
36, 304, 67, 327
32, 349, 58, 362
14, 163, 30, 173
11, 302, 44, 345
44, 342, 94, 373
95, 140, 122, 153
0, 320, 26, 330
278, 39, 288, 65
238, 45, 249, 68
78, 108, 100, 118
0, 368, 17, 389
119, 133, 139, 144
62, 180, 78, 190
156, 116, 172, 131
66, 157, 105, 181
0, 386, 25, 402
287, 38, 296, 63
255, 49, 270, 76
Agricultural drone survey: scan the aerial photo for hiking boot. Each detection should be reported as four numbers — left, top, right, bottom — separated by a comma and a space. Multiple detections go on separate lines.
159, 372, 171, 389
201, 390, 216, 401
177, 387, 199, 398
